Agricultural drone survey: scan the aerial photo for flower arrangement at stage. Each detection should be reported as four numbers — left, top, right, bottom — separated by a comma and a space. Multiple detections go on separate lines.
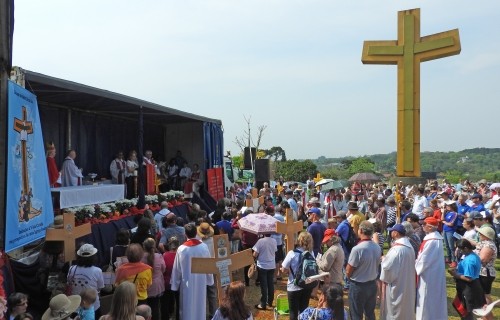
66, 190, 185, 224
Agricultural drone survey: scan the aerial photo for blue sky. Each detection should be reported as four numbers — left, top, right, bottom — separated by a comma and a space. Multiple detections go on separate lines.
12, 1, 500, 159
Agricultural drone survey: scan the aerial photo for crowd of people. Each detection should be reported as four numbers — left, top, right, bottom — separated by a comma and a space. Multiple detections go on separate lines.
7, 177, 500, 319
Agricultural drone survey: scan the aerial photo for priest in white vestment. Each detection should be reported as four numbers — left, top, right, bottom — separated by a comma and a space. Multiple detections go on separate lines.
415, 217, 448, 320
61, 149, 83, 187
380, 224, 415, 320
171, 224, 214, 320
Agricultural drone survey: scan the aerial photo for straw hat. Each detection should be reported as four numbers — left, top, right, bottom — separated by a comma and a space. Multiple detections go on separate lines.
197, 222, 214, 239
42, 294, 81, 320
477, 227, 496, 240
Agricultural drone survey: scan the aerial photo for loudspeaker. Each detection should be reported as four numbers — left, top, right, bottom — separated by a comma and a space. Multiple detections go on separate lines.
244, 147, 256, 170
255, 159, 270, 182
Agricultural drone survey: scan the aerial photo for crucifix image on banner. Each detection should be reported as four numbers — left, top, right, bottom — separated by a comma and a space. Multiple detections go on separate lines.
362, 8, 460, 177
13, 106, 41, 222
6, 81, 54, 252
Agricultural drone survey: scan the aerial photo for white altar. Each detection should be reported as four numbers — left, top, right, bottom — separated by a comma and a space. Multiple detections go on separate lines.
51, 184, 125, 209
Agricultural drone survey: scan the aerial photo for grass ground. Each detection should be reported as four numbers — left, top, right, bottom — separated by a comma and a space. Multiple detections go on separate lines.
237, 248, 500, 319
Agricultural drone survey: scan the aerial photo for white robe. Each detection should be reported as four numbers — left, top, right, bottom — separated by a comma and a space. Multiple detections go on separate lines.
415, 231, 448, 320
110, 158, 126, 184
171, 241, 214, 320
61, 156, 83, 187
380, 237, 416, 320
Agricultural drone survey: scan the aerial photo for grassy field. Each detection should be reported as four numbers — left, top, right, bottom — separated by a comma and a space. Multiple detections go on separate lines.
239, 248, 500, 319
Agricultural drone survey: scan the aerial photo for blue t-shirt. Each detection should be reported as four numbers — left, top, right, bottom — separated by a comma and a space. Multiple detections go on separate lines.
457, 203, 470, 227
335, 221, 349, 257
307, 222, 326, 256
78, 306, 95, 320
457, 252, 481, 280
443, 211, 458, 232
287, 198, 299, 212
471, 203, 485, 213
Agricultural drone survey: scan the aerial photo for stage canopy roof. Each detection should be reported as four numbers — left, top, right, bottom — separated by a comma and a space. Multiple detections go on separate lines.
22, 69, 221, 126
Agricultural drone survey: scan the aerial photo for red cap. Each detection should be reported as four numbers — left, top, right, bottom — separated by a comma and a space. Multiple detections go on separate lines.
424, 217, 439, 227
322, 229, 337, 244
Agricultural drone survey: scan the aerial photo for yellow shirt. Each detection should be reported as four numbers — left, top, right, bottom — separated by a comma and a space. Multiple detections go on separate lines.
350, 211, 366, 235
116, 269, 152, 300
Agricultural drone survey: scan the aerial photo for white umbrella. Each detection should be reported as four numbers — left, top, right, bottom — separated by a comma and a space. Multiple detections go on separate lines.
489, 183, 500, 190
237, 213, 278, 235
314, 178, 334, 187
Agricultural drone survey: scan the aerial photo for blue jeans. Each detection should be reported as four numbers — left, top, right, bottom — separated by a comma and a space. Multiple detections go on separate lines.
348, 279, 377, 320
444, 231, 456, 262
258, 267, 275, 307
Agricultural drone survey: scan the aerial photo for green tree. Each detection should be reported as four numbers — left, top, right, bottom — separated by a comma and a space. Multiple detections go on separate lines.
232, 154, 243, 169
263, 146, 287, 162
443, 170, 466, 184
320, 166, 350, 180
347, 157, 375, 175
274, 160, 317, 182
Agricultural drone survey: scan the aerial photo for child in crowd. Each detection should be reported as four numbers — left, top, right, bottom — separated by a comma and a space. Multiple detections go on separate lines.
77, 288, 97, 320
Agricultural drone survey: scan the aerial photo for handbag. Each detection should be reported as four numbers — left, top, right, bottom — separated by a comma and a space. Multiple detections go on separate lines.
66, 265, 77, 295
247, 262, 258, 280
102, 247, 116, 292
452, 294, 468, 318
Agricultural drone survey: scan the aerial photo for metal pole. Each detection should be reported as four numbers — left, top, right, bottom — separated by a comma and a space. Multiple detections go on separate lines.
137, 106, 145, 209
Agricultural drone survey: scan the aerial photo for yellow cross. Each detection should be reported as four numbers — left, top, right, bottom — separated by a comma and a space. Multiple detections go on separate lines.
313, 173, 323, 185
362, 8, 460, 177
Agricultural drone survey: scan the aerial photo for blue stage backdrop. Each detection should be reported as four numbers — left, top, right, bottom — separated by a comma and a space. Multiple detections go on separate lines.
6, 81, 53, 252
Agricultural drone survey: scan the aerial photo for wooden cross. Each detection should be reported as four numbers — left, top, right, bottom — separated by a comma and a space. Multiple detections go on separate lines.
191, 234, 253, 304
362, 8, 460, 177
276, 208, 303, 252
246, 188, 264, 212
45, 213, 92, 262
13, 106, 33, 196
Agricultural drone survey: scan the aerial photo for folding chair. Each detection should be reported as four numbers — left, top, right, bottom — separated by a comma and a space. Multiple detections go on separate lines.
274, 293, 289, 320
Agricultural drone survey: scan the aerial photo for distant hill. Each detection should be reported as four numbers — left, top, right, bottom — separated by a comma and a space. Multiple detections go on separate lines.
313, 148, 500, 181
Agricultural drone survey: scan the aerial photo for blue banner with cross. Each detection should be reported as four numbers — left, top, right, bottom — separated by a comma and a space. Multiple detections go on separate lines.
6, 81, 53, 252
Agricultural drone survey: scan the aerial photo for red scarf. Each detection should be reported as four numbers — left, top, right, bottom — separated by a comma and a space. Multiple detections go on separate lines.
184, 238, 202, 247
115, 262, 151, 282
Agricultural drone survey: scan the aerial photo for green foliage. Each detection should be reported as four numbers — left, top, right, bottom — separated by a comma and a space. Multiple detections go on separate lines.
262, 146, 287, 162
232, 154, 243, 169
274, 159, 317, 182
443, 170, 466, 184
347, 157, 375, 175
313, 148, 500, 181
320, 166, 351, 180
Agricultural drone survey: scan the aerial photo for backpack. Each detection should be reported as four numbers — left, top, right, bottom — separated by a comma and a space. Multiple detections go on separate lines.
341, 222, 357, 253
290, 249, 319, 289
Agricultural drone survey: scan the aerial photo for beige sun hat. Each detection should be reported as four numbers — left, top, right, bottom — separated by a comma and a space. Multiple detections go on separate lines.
42, 294, 81, 320
477, 226, 496, 240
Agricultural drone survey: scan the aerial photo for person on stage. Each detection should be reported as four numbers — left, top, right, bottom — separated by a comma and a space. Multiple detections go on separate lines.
45, 141, 60, 187
61, 149, 83, 187
110, 151, 127, 185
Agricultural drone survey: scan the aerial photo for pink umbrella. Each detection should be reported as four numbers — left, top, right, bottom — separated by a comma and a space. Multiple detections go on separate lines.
237, 213, 277, 235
